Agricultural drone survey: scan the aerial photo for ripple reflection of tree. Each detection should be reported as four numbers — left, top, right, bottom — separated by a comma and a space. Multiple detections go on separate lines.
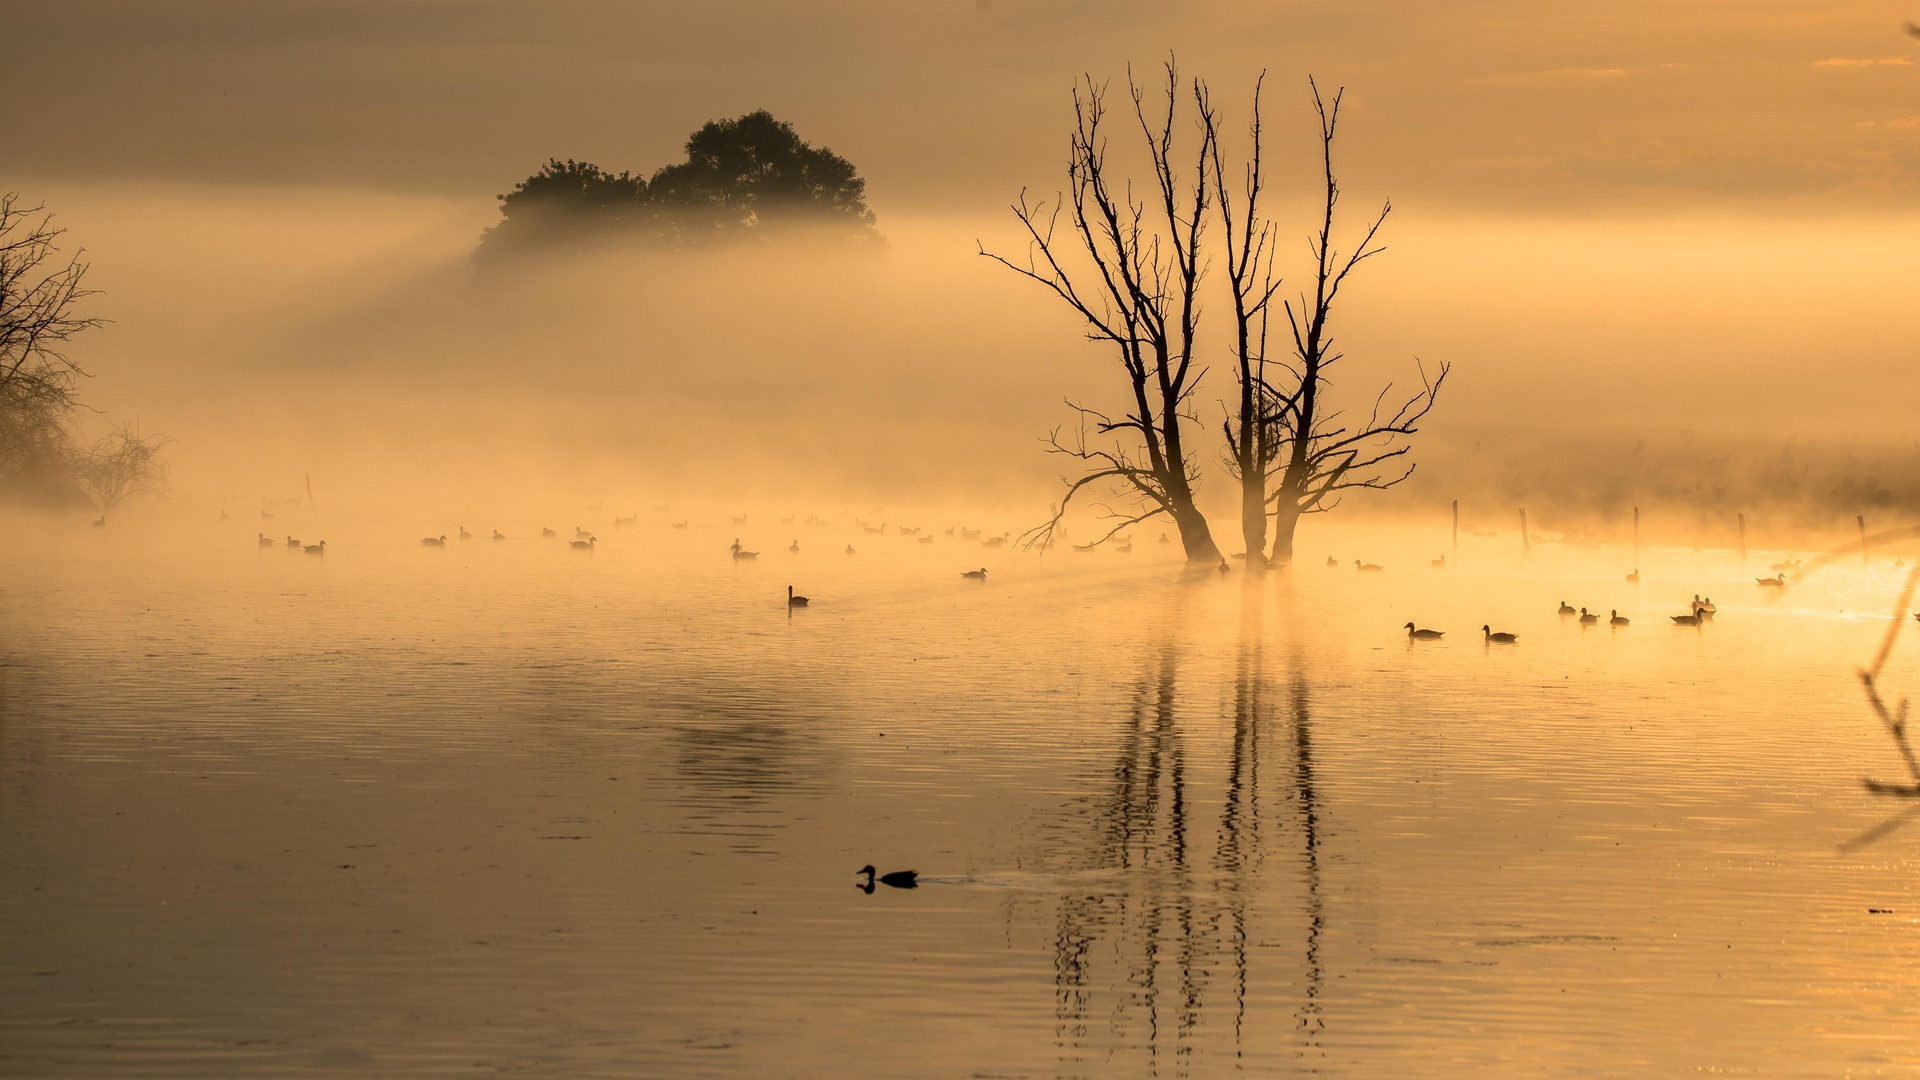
1051, 587, 1328, 1073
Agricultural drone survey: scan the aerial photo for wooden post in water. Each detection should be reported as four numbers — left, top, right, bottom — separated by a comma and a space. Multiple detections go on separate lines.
1452, 500, 1459, 555
1737, 513, 1746, 561
1520, 508, 1530, 554
1859, 514, 1870, 565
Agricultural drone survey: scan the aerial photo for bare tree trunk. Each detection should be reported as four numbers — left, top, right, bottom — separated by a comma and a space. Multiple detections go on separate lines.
1261, 79, 1447, 566
982, 62, 1224, 564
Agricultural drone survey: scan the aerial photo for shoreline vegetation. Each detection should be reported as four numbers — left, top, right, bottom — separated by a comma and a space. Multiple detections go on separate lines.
0, 193, 165, 512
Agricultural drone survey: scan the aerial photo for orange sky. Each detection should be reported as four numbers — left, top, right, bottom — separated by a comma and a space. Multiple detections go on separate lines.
5, 1, 1918, 214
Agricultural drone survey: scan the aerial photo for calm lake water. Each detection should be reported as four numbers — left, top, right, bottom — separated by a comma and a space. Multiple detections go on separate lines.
2, 513, 1917, 1078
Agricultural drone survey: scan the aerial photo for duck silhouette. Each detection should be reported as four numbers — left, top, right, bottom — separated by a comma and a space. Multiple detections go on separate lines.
1610, 610, 1630, 627
304, 540, 326, 555
1558, 601, 1577, 616
962, 567, 987, 579
1626, 569, 1640, 583
570, 537, 596, 550
492, 530, 506, 541
422, 535, 447, 547
857, 865, 917, 892
286, 535, 300, 549
788, 585, 809, 607
1578, 607, 1599, 626
1404, 623, 1444, 640
1482, 625, 1518, 644
1671, 611, 1704, 626
258, 531, 273, 547
1355, 560, 1383, 572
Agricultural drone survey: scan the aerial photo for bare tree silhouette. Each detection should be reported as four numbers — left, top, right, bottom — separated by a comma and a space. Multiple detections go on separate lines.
982, 61, 1225, 563
1200, 74, 1288, 568
0, 194, 166, 509
1261, 81, 1448, 567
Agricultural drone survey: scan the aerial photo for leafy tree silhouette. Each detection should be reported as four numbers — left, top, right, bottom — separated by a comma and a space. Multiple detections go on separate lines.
477, 112, 876, 263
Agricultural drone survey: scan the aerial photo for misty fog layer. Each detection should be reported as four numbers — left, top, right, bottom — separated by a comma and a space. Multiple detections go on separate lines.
19, 177, 1918, 544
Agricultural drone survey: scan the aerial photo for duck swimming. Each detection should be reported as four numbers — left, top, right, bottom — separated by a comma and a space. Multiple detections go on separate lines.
857, 865, 918, 891
1405, 623, 1445, 640
304, 540, 326, 555
962, 567, 987, 579
1671, 611, 1704, 626
1757, 573, 1785, 588
1558, 600, 1577, 616
1355, 560, 1383, 572
422, 535, 447, 547
570, 537, 596, 550
258, 532, 273, 547
1482, 625, 1518, 643
1610, 610, 1630, 627
788, 585, 808, 607
1578, 607, 1599, 626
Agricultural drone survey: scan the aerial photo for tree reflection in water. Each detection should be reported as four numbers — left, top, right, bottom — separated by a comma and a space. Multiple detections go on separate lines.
1053, 589, 1325, 1076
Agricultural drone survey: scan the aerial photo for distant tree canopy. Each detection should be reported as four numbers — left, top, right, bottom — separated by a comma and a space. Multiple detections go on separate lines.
476, 111, 878, 263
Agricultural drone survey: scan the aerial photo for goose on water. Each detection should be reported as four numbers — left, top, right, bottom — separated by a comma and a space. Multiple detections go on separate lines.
1757, 573, 1785, 588
1610, 610, 1630, 627
574, 526, 590, 541
1431, 555, 1446, 568
492, 530, 506, 541
570, 537, 596, 550
459, 526, 472, 541
542, 527, 557, 538
789, 540, 800, 553
91, 516, 107, 528
1405, 623, 1445, 640
857, 865, 918, 891
1626, 569, 1640, 583
962, 567, 987, 579
788, 585, 809, 608
731, 538, 759, 559
1482, 625, 1518, 643
1578, 607, 1599, 626
422, 535, 447, 547
304, 541, 326, 555
286, 535, 300, 548
1326, 556, 1339, 567
1671, 611, 1704, 626
258, 532, 274, 547
1354, 560, 1383, 572
1558, 600, 1577, 616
